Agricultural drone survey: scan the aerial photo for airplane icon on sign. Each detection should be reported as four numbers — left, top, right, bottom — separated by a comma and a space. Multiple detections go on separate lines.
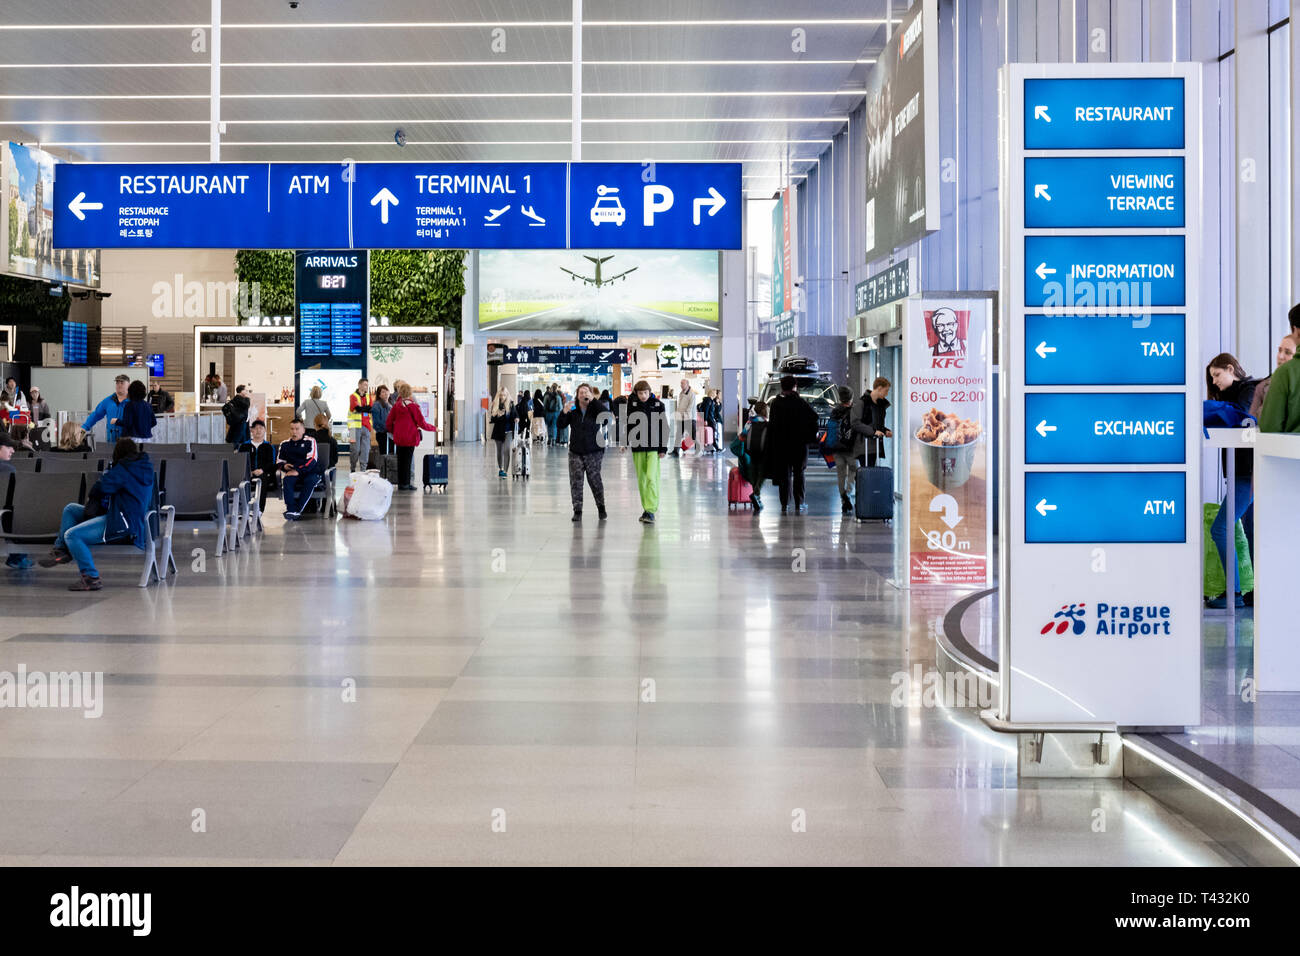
485, 206, 510, 226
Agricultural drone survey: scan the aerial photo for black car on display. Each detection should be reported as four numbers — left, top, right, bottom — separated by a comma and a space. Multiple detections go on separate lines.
754, 356, 837, 450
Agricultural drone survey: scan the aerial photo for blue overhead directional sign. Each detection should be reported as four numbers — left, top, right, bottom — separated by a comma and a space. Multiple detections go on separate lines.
1025, 392, 1185, 464
1024, 77, 1185, 150
349, 162, 567, 250
54, 161, 742, 251
1024, 234, 1185, 307
568, 162, 742, 250
54, 162, 348, 249
1025, 472, 1186, 543
1024, 157, 1184, 228
1024, 313, 1185, 386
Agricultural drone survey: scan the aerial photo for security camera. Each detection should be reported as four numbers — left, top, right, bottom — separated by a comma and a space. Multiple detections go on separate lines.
288, 1, 299, 8
394, 128, 407, 147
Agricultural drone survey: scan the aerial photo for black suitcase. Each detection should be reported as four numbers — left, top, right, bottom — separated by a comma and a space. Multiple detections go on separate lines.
855, 465, 893, 521
379, 454, 399, 483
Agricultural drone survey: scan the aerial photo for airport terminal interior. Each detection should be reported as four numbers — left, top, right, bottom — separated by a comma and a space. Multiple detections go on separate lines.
1, 0, 1300, 890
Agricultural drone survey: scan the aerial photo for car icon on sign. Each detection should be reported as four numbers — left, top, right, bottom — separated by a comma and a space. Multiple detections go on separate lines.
590, 185, 626, 226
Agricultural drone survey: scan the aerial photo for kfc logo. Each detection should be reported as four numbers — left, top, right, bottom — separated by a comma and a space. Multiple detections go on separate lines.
925, 307, 968, 368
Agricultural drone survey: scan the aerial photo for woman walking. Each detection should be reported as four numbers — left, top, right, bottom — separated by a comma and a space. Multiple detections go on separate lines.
1205, 353, 1257, 608
560, 384, 608, 521
488, 387, 516, 478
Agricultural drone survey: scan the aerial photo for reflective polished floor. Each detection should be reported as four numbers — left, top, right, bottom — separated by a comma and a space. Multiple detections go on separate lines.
0, 442, 1235, 865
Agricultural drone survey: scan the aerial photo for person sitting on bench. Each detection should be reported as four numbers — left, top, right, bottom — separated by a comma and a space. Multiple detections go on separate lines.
277, 418, 320, 521
39, 438, 155, 591
239, 419, 278, 511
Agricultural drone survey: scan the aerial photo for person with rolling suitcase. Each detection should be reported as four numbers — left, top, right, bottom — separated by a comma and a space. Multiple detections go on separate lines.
855, 378, 894, 522
510, 424, 531, 480
387, 382, 437, 491
829, 386, 877, 515
730, 400, 768, 511
488, 387, 516, 479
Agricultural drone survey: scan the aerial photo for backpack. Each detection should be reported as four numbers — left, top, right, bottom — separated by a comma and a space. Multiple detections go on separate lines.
744, 419, 769, 456
829, 404, 855, 452
221, 400, 240, 425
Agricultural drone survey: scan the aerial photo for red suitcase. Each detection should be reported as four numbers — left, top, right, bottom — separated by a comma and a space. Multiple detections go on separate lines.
727, 466, 754, 509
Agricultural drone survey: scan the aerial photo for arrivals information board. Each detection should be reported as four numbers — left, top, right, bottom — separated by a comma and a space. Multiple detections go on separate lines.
1001, 64, 1201, 727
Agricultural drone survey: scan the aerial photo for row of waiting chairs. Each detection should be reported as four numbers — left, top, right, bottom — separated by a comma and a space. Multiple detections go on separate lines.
0, 471, 176, 588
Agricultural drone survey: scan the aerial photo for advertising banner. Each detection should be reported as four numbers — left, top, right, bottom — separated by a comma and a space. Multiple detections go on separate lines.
3, 143, 99, 286
863, 1, 939, 262
477, 249, 718, 332
905, 298, 992, 587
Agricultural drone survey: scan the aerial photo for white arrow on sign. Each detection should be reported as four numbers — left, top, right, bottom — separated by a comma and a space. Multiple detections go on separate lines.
1034, 262, 1056, 281
1035, 498, 1058, 517
1033, 184, 1051, 201
370, 187, 399, 224
68, 191, 103, 221
1034, 341, 1057, 359
692, 187, 726, 225
1034, 105, 1051, 122
929, 494, 964, 530
1035, 420, 1057, 438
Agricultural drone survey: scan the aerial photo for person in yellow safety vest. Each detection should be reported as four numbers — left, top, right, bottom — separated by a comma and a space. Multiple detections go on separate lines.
347, 378, 373, 473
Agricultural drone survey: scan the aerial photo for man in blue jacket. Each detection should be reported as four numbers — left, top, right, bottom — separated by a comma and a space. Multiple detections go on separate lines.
40, 437, 155, 591
82, 374, 130, 445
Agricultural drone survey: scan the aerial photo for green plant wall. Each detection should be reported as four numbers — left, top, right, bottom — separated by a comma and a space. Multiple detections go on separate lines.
234, 249, 466, 342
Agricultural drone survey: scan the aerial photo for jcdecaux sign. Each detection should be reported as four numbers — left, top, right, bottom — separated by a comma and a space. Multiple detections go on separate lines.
53, 161, 742, 251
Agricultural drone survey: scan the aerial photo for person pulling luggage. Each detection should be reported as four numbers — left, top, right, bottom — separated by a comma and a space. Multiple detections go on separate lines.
561, 384, 608, 521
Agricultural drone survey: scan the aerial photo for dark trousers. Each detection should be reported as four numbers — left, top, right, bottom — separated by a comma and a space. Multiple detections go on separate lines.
374, 430, 392, 455
775, 458, 807, 509
568, 451, 605, 511
282, 471, 320, 515
396, 445, 416, 487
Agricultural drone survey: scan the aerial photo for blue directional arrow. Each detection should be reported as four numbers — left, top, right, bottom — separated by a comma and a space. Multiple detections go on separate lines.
1025, 77, 1185, 150
1025, 313, 1185, 386
1025, 157, 1184, 228
1025, 392, 1185, 464
1025, 472, 1186, 543
1025, 235, 1185, 307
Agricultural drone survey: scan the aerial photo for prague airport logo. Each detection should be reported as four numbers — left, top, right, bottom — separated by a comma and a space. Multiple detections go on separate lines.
924, 307, 969, 368
1039, 601, 1173, 639
1041, 602, 1088, 635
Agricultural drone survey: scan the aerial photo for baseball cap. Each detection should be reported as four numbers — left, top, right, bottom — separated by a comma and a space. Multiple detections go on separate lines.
0, 432, 18, 449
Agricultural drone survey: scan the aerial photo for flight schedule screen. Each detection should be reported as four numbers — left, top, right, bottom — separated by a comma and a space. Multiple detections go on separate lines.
294, 250, 369, 368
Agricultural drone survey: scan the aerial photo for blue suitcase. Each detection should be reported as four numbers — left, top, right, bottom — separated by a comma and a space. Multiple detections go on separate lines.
423, 453, 448, 493
855, 465, 893, 521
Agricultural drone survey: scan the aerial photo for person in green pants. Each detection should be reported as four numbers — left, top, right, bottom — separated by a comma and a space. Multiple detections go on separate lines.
624, 380, 669, 524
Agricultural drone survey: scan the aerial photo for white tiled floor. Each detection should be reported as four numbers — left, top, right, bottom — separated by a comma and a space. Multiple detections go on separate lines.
0, 442, 1235, 865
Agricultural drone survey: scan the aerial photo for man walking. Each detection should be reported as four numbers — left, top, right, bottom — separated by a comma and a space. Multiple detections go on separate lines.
672, 378, 697, 455
82, 374, 130, 445
561, 384, 608, 521
766, 374, 819, 514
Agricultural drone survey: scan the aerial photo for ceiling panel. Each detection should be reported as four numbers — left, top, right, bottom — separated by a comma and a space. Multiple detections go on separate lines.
0, 0, 891, 176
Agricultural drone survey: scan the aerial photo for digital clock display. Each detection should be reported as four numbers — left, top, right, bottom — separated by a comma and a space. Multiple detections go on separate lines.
317, 275, 347, 289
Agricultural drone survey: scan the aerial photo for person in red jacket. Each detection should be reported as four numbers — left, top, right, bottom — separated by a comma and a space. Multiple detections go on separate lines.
386, 382, 436, 490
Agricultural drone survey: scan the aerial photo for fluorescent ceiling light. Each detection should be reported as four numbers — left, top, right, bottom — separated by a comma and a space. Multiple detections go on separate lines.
4, 117, 850, 127
0, 58, 876, 69
0, 18, 886, 30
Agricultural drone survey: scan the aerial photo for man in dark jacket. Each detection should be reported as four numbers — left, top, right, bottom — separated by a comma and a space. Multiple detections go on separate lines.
239, 419, 278, 511
224, 385, 252, 446
277, 419, 321, 520
860, 377, 893, 468
561, 384, 609, 521
149, 382, 174, 414
766, 375, 819, 514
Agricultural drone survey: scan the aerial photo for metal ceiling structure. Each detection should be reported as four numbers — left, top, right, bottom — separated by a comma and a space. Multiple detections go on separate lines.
0, 0, 895, 194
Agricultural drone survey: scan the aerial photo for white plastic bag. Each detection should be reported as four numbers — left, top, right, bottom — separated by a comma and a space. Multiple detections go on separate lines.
342, 472, 393, 520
